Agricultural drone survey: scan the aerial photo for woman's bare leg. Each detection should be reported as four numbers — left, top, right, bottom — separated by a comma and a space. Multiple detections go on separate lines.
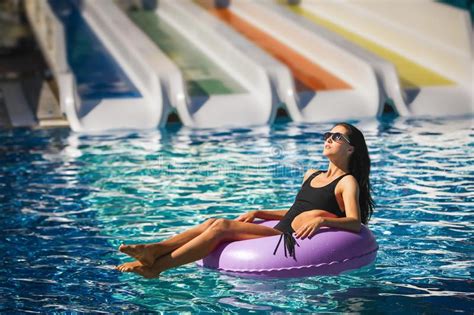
119, 218, 218, 266
117, 219, 282, 278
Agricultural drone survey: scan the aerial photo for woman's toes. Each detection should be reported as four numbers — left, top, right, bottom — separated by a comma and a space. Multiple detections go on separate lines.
116, 260, 143, 273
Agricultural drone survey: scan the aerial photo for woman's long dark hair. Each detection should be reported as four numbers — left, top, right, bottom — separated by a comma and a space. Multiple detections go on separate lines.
335, 122, 374, 224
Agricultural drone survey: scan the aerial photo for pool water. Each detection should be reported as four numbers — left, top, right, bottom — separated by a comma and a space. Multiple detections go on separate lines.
0, 117, 472, 312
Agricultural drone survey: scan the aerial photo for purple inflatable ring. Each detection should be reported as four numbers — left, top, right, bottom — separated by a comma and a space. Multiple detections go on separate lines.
196, 220, 378, 278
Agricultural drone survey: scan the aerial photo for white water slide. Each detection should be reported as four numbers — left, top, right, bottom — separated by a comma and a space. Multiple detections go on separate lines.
291, 0, 473, 117
26, 0, 277, 130
120, 0, 275, 128
25, 0, 175, 132
208, 0, 380, 122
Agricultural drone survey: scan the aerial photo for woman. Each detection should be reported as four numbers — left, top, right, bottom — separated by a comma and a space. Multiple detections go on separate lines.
115, 122, 374, 278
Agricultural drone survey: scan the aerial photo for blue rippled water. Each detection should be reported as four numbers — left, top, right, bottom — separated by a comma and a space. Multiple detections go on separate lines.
0, 117, 472, 313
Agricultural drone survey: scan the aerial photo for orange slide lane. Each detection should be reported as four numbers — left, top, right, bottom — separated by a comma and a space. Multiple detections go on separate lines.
196, 2, 351, 92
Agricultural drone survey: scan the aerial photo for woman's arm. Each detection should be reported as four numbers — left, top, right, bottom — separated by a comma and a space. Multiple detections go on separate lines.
318, 216, 360, 233
234, 209, 288, 222
254, 209, 288, 220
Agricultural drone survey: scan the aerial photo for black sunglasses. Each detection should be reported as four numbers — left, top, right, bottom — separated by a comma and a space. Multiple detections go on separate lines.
323, 132, 351, 144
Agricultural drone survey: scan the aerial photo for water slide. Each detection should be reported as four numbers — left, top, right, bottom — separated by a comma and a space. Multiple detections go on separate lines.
196, 0, 380, 122
120, 0, 274, 128
288, 0, 473, 117
24, 0, 172, 132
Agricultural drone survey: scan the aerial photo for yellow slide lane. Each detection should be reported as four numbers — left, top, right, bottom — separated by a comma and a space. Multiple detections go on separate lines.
287, 5, 454, 89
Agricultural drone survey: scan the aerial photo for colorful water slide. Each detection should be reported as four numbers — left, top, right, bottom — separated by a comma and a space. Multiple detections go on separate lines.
290, 0, 473, 117
196, 0, 379, 122
122, 0, 274, 128
25, 0, 169, 132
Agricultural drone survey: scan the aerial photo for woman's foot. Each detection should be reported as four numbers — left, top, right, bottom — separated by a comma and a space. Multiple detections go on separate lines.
115, 260, 142, 272
115, 261, 160, 279
119, 244, 159, 266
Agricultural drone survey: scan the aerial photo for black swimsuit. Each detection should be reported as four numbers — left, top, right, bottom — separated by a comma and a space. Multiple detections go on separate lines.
273, 171, 350, 259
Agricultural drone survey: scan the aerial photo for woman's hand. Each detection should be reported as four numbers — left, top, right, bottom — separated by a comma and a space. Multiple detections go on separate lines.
234, 210, 257, 223
294, 217, 324, 239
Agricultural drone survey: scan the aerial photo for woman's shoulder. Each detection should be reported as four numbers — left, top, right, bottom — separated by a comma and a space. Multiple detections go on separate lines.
303, 169, 320, 182
339, 174, 359, 190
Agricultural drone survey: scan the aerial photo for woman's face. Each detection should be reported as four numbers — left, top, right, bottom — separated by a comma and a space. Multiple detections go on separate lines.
322, 125, 353, 158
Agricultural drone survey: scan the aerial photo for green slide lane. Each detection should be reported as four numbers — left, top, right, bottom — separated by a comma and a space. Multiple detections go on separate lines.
128, 11, 246, 96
